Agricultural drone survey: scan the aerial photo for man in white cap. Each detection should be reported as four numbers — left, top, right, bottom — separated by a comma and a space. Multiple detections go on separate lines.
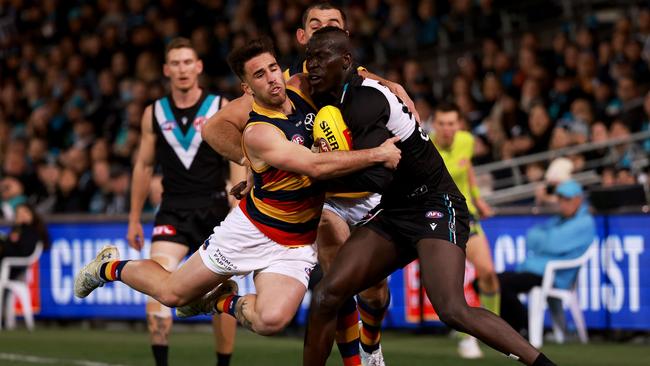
534, 157, 574, 206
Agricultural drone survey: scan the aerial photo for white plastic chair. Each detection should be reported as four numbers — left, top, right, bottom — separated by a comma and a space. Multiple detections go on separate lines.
527, 244, 595, 348
0, 242, 43, 331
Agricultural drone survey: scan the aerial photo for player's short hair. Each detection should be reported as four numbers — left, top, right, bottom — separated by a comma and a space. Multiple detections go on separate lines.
165, 37, 197, 61
310, 26, 351, 54
227, 37, 276, 80
302, 2, 346, 28
433, 102, 460, 115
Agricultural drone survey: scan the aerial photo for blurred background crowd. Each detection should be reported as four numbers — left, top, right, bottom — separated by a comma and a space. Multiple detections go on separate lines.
1, 0, 649, 216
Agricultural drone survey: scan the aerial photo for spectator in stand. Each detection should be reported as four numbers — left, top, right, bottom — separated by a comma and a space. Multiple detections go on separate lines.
534, 157, 574, 207
499, 180, 595, 334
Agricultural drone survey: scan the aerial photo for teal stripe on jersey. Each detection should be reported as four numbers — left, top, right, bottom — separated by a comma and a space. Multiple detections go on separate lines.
197, 94, 216, 117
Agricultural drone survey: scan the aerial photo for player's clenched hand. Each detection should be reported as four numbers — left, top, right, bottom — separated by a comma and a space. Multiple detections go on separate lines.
230, 171, 254, 200
127, 221, 144, 250
377, 136, 402, 169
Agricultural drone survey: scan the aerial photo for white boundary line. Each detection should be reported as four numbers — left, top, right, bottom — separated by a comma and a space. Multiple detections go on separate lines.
0, 352, 129, 366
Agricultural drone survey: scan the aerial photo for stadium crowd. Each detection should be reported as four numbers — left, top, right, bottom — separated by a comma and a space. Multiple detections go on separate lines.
0, 0, 649, 216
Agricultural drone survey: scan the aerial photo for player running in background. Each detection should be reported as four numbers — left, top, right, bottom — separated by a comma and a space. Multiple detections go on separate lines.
302, 27, 556, 366
75, 38, 401, 341
429, 102, 500, 359
126, 37, 244, 366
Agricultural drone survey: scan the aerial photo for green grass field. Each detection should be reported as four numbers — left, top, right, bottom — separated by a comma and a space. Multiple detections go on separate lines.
0, 326, 647, 366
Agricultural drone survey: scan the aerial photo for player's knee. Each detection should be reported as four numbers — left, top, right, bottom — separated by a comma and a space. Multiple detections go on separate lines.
312, 282, 346, 315
256, 308, 292, 335
436, 302, 471, 331
359, 280, 389, 309
157, 292, 185, 307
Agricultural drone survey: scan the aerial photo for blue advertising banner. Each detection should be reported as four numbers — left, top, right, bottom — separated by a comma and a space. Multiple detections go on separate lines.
5, 213, 650, 330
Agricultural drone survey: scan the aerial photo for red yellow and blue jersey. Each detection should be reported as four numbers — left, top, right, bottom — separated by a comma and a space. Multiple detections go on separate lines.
240, 86, 322, 246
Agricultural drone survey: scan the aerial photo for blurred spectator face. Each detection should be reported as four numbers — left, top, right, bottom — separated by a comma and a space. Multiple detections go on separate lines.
110, 172, 130, 195
558, 195, 582, 218
494, 52, 511, 74
191, 27, 210, 56
597, 41, 611, 65
14, 204, 34, 225
64, 147, 90, 175
98, 70, 116, 96
525, 163, 545, 182
418, 0, 435, 20
111, 52, 129, 79
594, 81, 611, 103
644, 91, 650, 115
640, 9, 650, 33
577, 52, 596, 78
92, 160, 111, 189
616, 168, 636, 185
28, 138, 48, 163
0, 177, 24, 201
415, 98, 433, 125
136, 51, 162, 83
3, 150, 27, 177
552, 32, 568, 54
482, 74, 502, 102
126, 102, 144, 128
612, 32, 627, 54
296, 7, 345, 45
601, 167, 616, 186
590, 122, 608, 142
550, 127, 571, 149
617, 77, 637, 102
58, 168, 78, 194
37, 164, 60, 191
564, 45, 579, 70
570, 99, 593, 124
624, 40, 642, 62
452, 76, 470, 97
576, 28, 594, 50
91, 139, 109, 162
528, 105, 551, 136
518, 47, 536, 70
433, 110, 461, 148
163, 47, 203, 92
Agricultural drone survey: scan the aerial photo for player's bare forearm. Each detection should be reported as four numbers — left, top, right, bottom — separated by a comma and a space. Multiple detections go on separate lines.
202, 94, 252, 165
203, 119, 246, 164
308, 137, 401, 180
129, 162, 154, 222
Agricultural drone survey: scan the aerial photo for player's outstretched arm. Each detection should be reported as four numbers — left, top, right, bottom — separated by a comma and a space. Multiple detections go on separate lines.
202, 94, 253, 165
128, 105, 155, 250
244, 124, 401, 180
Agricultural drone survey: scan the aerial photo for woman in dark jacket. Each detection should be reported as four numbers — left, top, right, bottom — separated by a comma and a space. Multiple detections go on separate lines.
0, 204, 49, 279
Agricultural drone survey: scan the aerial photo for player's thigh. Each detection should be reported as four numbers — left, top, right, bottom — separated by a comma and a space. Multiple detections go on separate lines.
416, 238, 467, 309
465, 233, 496, 277
149, 240, 190, 271
317, 209, 350, 271
166, 250, 231, 304
323, 227, 404, 299
253, 272, 307, 323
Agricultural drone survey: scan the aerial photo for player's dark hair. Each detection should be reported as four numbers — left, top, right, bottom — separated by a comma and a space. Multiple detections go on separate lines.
164, 37, 197, 61
227, 37, 276, 80
302, 2, 346, 28
433, 102, 460, 115
310, 26, 351, 54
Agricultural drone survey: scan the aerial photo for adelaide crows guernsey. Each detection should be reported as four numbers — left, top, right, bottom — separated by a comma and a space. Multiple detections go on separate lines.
152, 91, 228, 209
240, 87, 322, 246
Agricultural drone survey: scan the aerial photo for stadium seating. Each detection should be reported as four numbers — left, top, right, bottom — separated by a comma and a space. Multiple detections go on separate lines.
527, 244, 595, 348
0, 242, 43, 331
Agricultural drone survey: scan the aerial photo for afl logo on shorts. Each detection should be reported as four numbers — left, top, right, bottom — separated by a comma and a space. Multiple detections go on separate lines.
304, 113, 315, 131
425, 211, 444, 219
292, 134, 305, 145
153, 225, 176, 236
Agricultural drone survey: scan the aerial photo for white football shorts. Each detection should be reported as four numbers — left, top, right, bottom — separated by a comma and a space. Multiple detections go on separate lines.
322, 193, 381, 226
199, 205, 317, 288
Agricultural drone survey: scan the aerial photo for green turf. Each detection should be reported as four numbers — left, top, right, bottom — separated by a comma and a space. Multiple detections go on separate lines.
0, 326, 647, 366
